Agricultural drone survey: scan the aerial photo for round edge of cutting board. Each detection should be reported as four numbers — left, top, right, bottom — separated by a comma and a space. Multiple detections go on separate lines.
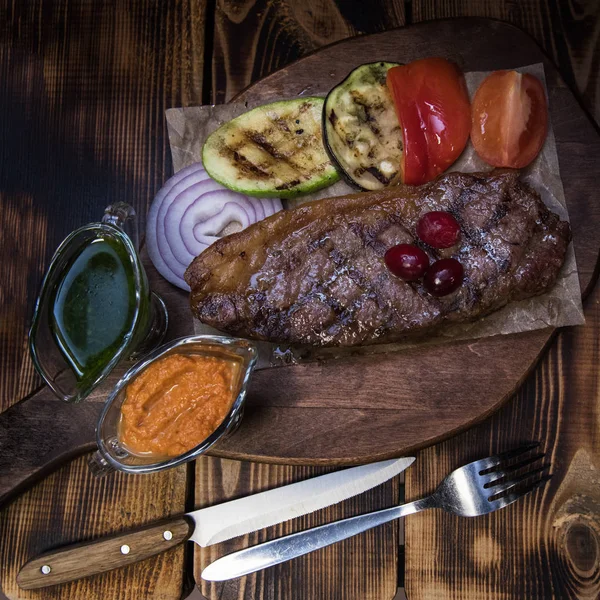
206, 17, 598, 465
210, 333, 550, 467
211, 328, 555, 465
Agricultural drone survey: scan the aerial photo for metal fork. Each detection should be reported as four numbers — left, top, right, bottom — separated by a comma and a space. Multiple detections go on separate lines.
202, 443, 551, 581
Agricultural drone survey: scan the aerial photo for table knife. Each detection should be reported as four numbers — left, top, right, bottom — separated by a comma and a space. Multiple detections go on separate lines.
17, 456, 414, 589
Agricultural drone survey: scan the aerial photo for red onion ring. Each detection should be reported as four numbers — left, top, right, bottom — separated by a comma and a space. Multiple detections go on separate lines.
146, 162, 282, 290
180, 191, 259, 257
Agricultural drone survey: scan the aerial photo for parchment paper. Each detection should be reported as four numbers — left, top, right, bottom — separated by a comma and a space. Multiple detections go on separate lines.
165, 63, 584, 366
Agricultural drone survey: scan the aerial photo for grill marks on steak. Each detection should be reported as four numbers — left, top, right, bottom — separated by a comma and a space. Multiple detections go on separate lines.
185, 170, 571, 347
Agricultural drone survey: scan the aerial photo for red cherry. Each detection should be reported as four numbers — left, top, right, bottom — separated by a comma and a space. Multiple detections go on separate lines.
424, 258, 464, 296
416, 211, 461, 248
385, 244, 430, 281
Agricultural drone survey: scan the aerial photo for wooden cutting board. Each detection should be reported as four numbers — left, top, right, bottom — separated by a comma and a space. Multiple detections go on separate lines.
1, 18, 598, 505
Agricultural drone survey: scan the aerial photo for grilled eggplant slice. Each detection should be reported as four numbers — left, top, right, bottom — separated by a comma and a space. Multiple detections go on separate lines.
323, 62, 403, 190
202, 97, 339, 199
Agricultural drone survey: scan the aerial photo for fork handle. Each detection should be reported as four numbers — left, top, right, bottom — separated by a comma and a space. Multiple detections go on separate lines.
201, 495, 438, 581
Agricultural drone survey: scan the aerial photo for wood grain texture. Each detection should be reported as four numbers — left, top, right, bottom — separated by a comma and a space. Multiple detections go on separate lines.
202, 8, 600, 598
0, 251, 194, 507
210, 0, 406, 102
193, 457, 401, 600
0, 0, 205, 412
0, 455, 189, 600
197, 5, 408, 598
405, 280, 600, 599
0, 197, 48, 408
411, 0, 600, 126
403, 4, 600, 599
0, 1, 206, 599
17, 517, 193, 590
0, 387, 101, 506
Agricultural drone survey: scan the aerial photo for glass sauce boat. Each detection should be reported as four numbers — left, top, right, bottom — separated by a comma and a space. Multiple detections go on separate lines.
29, 203, 168, 403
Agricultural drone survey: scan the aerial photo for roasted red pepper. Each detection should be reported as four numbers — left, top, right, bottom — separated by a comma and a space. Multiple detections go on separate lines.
386, 58, 471, 185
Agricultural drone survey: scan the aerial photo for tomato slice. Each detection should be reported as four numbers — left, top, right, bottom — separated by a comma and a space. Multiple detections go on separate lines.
471, 70, 548, 168
387, 58, 471, 185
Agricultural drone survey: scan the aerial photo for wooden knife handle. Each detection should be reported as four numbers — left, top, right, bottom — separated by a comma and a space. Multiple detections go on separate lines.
17, 516, 193, 589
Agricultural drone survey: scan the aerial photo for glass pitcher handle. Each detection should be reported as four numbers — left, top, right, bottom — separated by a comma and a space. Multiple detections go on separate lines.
88, 451, 116, 477
102, 203, 139, 250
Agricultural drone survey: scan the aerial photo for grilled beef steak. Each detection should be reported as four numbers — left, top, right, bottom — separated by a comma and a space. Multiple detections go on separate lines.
185, 170, 571, 346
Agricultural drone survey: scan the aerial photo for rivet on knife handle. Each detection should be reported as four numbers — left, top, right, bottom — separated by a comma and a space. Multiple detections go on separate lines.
16, 516, 193, 590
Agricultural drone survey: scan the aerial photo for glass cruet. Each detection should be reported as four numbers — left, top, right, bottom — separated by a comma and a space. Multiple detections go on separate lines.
88, 335, 257, 476
29, 202, 168, 403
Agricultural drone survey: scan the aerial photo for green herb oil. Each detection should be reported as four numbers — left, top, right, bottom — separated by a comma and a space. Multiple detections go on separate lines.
50, 235, 137, 382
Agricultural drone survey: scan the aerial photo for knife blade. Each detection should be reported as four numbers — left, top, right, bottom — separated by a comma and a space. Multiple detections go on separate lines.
17, 456, 414, 589
189, 456, 414, 546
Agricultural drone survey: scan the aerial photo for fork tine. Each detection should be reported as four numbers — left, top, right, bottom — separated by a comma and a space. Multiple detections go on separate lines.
489, 474, 552, 510
475, 442, 540, 473
487, 464, 550, 497
483, 453, 546, 487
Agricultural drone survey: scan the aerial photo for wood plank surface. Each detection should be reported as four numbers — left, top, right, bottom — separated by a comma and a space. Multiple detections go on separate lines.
196, 3, 407, 598
194, 457, 401, 600
405, 276, 600, 600
0, 1, 206, 599
0, 458, 189, 600
209, 0, 406, 103
201, 2, 600, 598
1, 1, 599, 600
405, 2, 600, 599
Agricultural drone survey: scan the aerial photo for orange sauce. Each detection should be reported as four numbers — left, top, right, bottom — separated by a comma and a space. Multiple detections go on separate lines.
119, 353, 240, 457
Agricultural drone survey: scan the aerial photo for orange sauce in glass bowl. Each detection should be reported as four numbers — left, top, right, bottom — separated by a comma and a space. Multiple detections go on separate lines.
118, 353, 240, 457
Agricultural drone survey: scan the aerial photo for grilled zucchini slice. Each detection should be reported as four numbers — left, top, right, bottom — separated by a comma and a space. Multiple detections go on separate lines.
202, 97, 339, 199
323, 62, 403, 190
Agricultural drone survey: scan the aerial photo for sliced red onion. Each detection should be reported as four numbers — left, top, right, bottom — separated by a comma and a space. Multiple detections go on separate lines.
163, 178, 225, 265
146, 163, 208, 289
146, 162, 282, 290
180, 191, 260, 257
261, 198, 280, 217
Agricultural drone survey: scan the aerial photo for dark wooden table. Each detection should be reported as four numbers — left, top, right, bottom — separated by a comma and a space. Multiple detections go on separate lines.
1, 2, 599, 599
